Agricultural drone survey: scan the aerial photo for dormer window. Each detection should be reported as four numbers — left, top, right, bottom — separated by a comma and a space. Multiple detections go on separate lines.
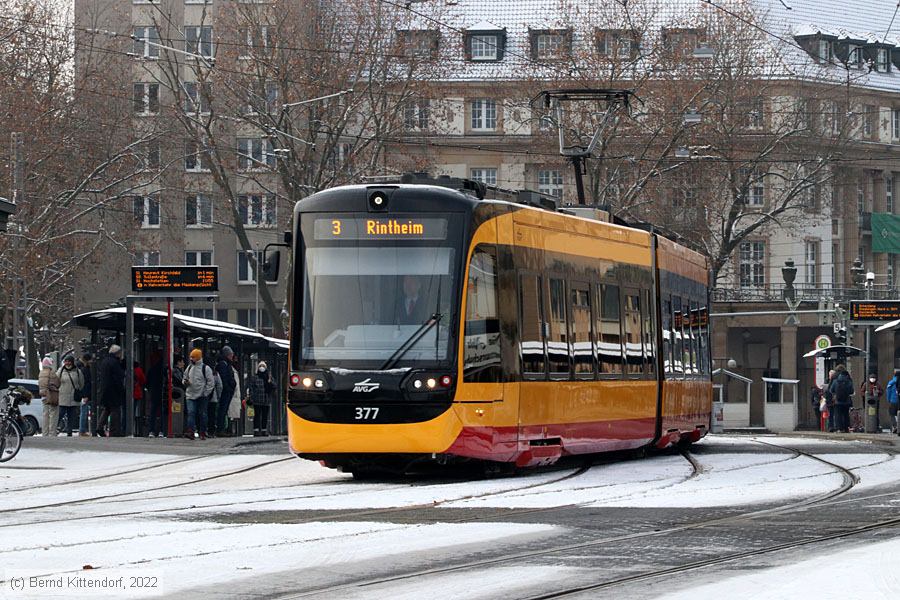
877, 48, 890, 72
530, 29, 570, 60
465, 23, 506, 62
398, 29, 440, 59
596, 29, 639, 59
662, 27, 705, 55
848, 44, 863, 68
471, 34, 498, 60
818, 38, 833, 63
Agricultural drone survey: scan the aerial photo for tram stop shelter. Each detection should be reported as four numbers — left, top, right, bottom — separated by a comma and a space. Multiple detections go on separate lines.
69, 307, 289, 435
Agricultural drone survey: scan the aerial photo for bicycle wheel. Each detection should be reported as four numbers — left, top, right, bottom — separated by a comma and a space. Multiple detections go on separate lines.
0, 419, 23, 462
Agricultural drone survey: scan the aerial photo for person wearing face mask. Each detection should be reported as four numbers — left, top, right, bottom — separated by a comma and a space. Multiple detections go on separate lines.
859, 372, 884, 430
247, 361, 275, 437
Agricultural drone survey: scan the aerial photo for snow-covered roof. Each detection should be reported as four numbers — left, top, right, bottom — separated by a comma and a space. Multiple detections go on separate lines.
400, 0, 900, 92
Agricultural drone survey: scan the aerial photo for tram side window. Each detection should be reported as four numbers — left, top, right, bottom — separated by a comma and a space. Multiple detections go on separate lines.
641, 289, 655, 375
623, 292, 643, 375
662, 298, 673, 374
690, 301, 701, 375
698, 305, 710, 375
519, 274, 546, 376
597, 284, 624, 375
570, 284, 594, 377
672, 296, 684, 376
547, 278, 570, 377
683, 299, 696, 375
464, 247, 501, 382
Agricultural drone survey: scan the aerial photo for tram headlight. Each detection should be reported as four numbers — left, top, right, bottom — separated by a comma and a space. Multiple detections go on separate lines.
426, 378, 437, 389
302, 377, 313, 388
291, 372, 327, 391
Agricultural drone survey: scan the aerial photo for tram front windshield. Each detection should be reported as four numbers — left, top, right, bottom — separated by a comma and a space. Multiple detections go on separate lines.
298, 214, 459, 370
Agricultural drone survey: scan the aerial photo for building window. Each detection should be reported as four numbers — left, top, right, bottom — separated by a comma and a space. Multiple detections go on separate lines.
132, 195, 160, 229
531, 31, 567, 59
831, 101, 842, 135
133, 251, 160, 266
403, 99, 430, 131
178, 308, 214, 319
243, 81, 279, 115
848, 44, 863, 68
740, 169, 764, 205
182, 81, 209, 115
892, 109, 900, 140
142, 140, 160, 170
739, 241, 766, 288
469, 34, 499, 61
185, 25, 213, 59
888, 176, 894, 213
858, 181, 865, 214
470, 99, 497, 131
818, 38, 833, 63
877, 48, 890, 72
236, 309, 257, 329
398, 29, 439, 59
240, 25, 270, 59
237, 138, 275, 170
133, 26, 159, 59
185, 194, 212, 227
470, 168, 497, 186
538, 169, 563, 197
237, 250, 265, 283
185, 139, 210, 172
746, 97, 764, 129
805, 240, 820, 286
864, 105, 876, 138
662, 27, 704, 54
795, 98, 810, 130
238, 194, 276, 227
596, 29, 637, 58
185, 250, 213, 266
133, 83, 159, 115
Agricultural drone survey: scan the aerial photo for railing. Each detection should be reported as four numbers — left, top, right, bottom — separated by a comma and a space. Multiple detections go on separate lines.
712, 283, 900, 303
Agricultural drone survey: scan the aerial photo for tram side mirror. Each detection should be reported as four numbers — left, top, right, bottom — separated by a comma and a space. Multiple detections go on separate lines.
263, 251, 281, 282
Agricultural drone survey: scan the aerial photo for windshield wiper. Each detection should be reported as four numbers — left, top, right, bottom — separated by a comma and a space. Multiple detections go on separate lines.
380, 313, 443, 370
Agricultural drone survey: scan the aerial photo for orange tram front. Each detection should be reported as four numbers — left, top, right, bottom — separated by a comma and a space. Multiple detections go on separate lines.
286, 179, 712, 476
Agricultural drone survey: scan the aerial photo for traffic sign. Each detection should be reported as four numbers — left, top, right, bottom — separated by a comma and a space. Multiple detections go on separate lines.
814, 335, 831, 350
131, 266, 218, 293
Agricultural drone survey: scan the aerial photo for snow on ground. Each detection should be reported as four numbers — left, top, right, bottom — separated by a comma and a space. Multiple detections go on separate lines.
653, 536, 900, 600
0, 517, 559, 598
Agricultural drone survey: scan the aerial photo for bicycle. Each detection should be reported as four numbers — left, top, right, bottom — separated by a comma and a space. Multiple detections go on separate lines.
0, 386, 31, 462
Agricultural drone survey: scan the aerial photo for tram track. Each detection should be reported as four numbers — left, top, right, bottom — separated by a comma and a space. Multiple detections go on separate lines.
275, 439, 866, 599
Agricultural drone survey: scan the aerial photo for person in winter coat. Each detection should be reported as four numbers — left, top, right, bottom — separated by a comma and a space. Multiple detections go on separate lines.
824, 369, 836, 432
98, 345, 126, 437
78, 353, 93, 436
215, 346, 237, 437
809, 385, 823, 428
859, 373, 884, 429
207, 365, 223, 437
183, 348, 214, 440
226, 360, 242, 436
828, 364, 854, 433
38, 357, 60, 436
247, 361, 275, 436
57, 355, 85, 437
887, 370, 900, 434
146, 351, 166, 438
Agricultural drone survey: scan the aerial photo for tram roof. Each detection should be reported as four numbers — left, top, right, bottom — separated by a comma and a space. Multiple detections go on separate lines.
68, 307, 289, 350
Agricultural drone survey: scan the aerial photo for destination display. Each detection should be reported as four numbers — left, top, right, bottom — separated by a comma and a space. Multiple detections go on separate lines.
131, 266, 219, 293
313, 217, 448, 240
849, 300, 900, 322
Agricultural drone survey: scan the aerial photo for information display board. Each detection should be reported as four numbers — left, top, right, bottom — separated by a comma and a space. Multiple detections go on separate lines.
131, 266, 218, 293
849, 300, 900, 323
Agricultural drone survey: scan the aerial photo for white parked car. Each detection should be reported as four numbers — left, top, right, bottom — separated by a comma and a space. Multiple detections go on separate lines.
2, 378, 43, 436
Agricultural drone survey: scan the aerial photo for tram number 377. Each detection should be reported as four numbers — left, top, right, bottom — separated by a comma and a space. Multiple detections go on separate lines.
354, 407, 380, 420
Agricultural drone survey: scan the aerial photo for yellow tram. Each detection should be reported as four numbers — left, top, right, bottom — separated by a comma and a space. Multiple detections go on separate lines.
285, 176, 712, 475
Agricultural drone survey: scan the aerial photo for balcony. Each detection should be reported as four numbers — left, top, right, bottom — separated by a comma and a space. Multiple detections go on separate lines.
712, 283, 900, 304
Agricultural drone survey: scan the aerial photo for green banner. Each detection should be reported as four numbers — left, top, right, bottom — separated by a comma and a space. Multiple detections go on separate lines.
871, 213, 900, 254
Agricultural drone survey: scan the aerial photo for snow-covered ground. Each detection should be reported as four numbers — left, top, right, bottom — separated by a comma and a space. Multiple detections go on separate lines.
1, 435, 899, 598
